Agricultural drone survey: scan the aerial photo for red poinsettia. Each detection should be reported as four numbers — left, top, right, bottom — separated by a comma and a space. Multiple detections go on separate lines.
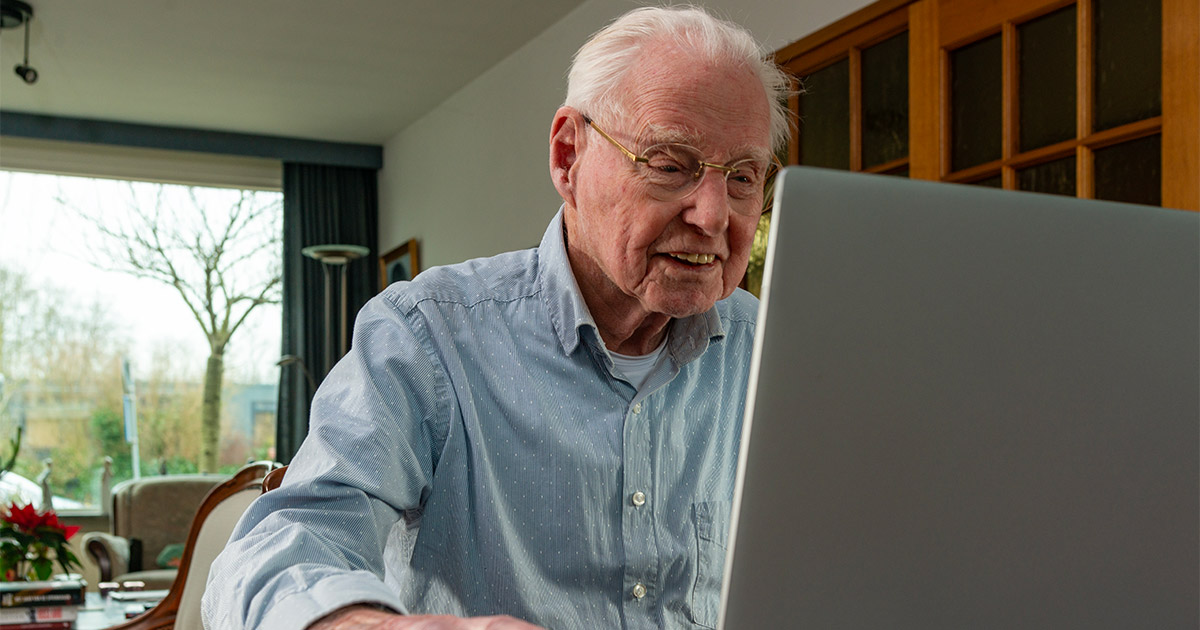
0, 502, 81, 581
3, 503, 81, 539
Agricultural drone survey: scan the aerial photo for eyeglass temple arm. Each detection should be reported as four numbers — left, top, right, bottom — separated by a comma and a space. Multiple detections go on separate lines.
583, 115, 646, 164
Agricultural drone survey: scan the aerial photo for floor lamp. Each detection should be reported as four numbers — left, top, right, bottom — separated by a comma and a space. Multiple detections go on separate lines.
302, 244, 370, 375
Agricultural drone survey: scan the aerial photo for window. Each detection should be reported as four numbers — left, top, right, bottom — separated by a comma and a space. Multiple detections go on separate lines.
0, 163, 282, 512
782, 3, 911, 175
773, 0, 1198, 209
941, 0, 1165, 205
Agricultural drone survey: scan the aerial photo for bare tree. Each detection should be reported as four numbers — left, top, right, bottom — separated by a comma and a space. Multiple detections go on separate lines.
66, 184, 281, 472
0, 264, 129, 495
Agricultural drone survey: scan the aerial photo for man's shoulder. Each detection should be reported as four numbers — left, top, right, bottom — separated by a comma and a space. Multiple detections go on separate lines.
380, 247, 541, 313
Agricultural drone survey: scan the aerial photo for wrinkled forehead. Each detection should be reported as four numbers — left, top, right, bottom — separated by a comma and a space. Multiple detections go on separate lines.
615, 43, 773, 161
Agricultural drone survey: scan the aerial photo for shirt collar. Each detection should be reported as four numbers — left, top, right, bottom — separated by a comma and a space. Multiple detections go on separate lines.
537, 207, 726, 363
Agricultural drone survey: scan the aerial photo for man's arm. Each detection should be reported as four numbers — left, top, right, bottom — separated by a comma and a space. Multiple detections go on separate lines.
203, 296, 450, 628
309, 605, 544, 629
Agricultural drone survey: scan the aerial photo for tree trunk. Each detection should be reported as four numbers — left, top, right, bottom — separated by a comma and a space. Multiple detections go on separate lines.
200, 350, 224, 473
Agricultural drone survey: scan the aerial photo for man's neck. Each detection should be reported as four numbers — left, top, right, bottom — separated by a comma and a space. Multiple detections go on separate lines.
588, 295, 671, 356
563, 247, 671, 356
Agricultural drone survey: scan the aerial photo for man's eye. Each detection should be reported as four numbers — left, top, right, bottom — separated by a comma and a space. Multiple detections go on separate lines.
729, 168, 761, 186
646, 155, 688, 174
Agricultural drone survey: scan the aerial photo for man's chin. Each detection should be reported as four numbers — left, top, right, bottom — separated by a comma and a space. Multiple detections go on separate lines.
643, 290, 722, 319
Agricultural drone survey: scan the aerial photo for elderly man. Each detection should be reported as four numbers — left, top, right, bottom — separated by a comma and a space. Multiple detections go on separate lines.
202, 6, 790, 629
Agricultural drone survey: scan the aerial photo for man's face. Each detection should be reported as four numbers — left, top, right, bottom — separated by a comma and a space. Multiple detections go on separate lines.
566, 44, 773, 321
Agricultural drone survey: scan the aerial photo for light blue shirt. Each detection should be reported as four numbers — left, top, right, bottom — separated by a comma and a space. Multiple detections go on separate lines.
203, 209, 758, 630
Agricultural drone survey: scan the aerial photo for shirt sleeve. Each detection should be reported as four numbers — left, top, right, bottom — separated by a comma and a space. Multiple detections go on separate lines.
202, 293, 452, 629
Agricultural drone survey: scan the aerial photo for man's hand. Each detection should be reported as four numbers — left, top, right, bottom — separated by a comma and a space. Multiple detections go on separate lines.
308, 605, 545, 629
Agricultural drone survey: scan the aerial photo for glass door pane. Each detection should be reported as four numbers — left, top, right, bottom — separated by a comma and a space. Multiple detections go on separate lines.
1019, 7, 1077, 151
1018, 156, 1077, 196
1094, 135, 1162, 205
1094, 0, 1162, 131
798, 58, 850, 170
861, 31, 909, 168
951, 35, 1003, 171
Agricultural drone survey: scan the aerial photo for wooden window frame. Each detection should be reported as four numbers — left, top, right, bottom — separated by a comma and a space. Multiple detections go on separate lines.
777, 0, 912, 174
939, 0, 1162, 200
776, 0, 1198, 210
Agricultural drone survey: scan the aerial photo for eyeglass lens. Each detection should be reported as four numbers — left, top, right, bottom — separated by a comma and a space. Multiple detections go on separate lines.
640, 144, 770, 202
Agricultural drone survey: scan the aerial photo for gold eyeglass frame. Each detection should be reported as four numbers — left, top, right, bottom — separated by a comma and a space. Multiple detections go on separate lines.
582, 115, 780, 201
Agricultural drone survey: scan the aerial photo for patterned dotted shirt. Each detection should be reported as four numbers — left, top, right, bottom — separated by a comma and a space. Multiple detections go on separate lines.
203, 209, 758, 630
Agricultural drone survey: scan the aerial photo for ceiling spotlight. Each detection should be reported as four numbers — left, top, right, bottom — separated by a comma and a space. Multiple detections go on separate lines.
1, 0, 37, 85
0, 0, 31, 28
14, 63, 35, 83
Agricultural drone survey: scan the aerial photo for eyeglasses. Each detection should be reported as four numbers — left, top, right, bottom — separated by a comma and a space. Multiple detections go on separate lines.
584, 116, 778, 212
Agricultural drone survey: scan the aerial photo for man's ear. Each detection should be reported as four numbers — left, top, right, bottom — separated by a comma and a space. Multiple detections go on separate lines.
549, 107, 583, 207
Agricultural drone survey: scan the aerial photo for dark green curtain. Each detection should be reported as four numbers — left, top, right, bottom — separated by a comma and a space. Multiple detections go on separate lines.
276, 163, 379, 463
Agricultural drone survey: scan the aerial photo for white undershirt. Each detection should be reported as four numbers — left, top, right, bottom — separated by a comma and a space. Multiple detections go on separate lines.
609, 341, 668, 390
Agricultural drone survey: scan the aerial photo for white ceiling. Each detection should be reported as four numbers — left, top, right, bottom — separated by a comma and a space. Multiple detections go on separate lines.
0, 0, 589, 146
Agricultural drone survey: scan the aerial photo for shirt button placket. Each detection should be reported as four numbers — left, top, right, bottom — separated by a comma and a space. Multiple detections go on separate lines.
623, 396, 656, 626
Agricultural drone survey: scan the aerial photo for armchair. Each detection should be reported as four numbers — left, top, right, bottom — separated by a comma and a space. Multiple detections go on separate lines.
81, 474, 226, 589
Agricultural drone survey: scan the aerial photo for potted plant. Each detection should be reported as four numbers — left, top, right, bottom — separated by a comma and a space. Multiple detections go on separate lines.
0, 502, 82, 581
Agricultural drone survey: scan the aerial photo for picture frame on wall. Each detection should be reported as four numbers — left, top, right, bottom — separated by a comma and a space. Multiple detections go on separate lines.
380, 238, 420, 290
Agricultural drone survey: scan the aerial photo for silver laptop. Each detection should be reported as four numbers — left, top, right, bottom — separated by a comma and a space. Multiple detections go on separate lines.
719, 167, 1199, 629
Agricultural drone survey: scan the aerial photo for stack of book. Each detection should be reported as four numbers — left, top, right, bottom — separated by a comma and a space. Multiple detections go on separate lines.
0, 579, 84, 630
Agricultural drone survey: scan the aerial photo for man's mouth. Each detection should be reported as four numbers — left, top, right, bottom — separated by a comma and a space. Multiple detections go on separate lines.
666, 252, 716, 265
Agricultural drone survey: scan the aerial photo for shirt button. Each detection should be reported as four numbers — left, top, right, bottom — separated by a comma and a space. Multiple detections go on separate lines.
630, 491, 646, 507
632, 583, 647, 599
632, 402, 643, 414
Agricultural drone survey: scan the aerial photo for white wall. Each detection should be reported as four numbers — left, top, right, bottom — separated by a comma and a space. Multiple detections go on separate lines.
378, 0, 874, 269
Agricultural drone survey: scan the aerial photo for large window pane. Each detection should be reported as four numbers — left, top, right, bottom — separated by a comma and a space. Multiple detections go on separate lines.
799, 58, 850, 170
1094, 0, 1162, 131
861, 31, 909, 168
1094, 135, 1162, 206
951, 35, 1003, 171
0, 172, 283, 510
1019, 7, 1077, 151
1018, 156, 1077, 196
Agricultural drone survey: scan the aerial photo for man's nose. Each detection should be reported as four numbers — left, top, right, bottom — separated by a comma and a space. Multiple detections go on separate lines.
682, 168, 732, 234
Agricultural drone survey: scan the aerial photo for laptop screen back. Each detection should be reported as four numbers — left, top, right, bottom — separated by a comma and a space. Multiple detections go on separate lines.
720, 167, 1199, 629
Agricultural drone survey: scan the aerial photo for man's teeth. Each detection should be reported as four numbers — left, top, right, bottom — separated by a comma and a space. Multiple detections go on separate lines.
669, 252, 715, 264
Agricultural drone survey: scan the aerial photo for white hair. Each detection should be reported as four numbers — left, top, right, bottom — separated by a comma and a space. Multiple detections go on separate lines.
565, 5, 793, 151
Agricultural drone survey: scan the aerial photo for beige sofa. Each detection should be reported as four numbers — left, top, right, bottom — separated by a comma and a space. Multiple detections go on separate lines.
81, 474, 226, 589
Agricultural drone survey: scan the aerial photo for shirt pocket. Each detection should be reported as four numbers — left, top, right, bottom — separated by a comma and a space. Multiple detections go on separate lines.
688, 500, 731, 629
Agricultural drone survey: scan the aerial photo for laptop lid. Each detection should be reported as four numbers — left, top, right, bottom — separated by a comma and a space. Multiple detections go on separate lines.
720, 167, 1199, 629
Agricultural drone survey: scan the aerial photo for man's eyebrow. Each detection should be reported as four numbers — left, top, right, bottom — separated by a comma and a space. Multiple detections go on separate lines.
639, 123, 702, 146
639, 123, 771, 162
